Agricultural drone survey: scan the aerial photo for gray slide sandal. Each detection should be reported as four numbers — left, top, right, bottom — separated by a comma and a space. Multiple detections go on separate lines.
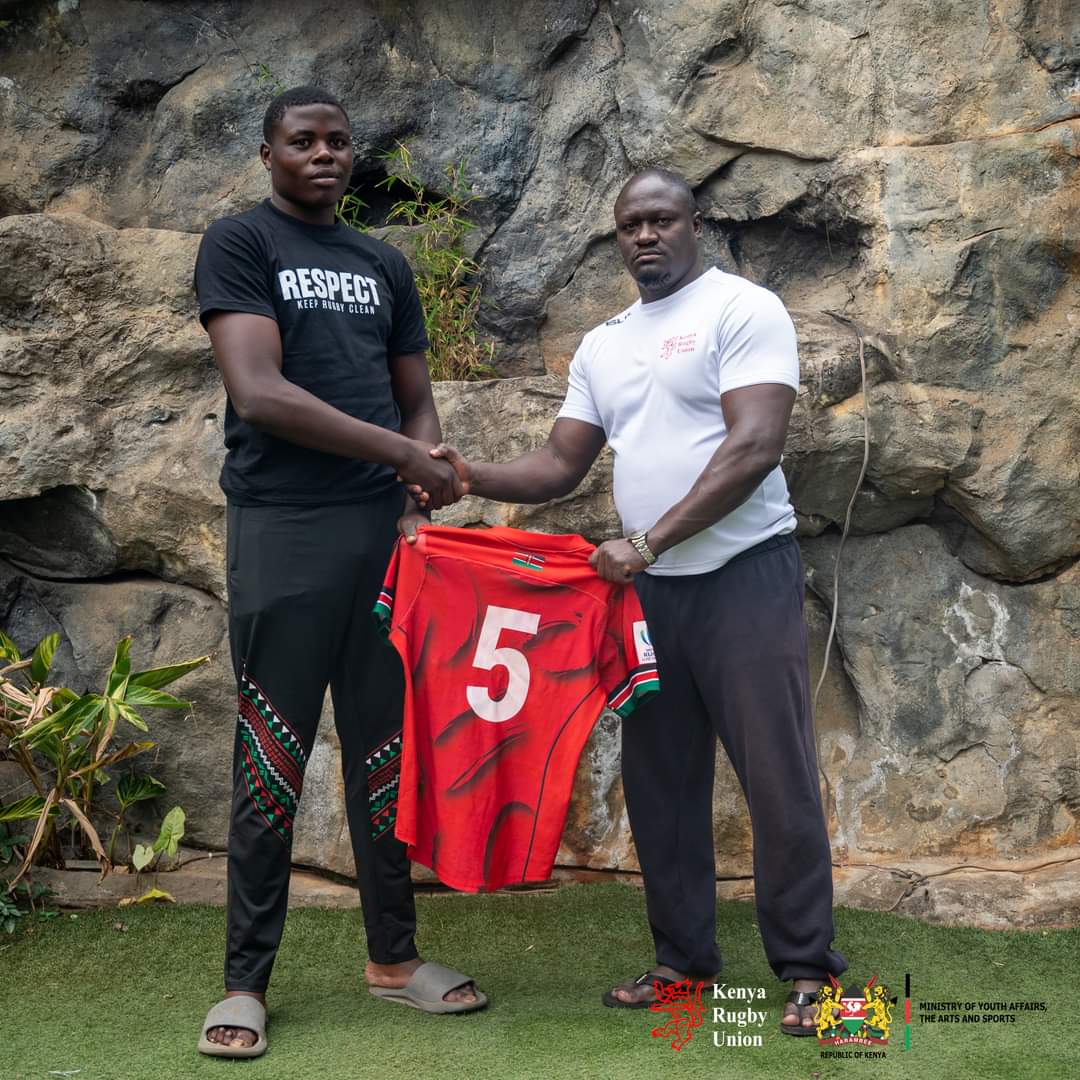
368, 961, 488, 1014
197, 995, 268, 1058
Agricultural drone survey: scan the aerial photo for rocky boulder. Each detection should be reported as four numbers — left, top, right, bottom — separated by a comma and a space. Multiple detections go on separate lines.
1, 0, 1078, 924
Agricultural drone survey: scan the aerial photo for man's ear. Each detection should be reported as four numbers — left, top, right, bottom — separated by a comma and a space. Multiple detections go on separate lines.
693, 211, 703, 238
259, 142, 271, 171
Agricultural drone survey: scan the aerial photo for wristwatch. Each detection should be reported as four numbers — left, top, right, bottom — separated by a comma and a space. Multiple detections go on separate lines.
627, 531, 657, 566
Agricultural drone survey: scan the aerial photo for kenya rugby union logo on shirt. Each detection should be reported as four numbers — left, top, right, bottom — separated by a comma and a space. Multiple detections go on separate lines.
659, 332, 698, 360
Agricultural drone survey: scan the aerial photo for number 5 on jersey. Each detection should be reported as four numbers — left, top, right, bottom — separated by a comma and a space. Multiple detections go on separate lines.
466, 605, 541, 723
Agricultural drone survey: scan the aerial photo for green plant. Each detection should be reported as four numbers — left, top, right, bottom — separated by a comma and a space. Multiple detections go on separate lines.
183, 12, 283, 95
0, 856, 55, 930
8, 878, 54, 910
0, 630, 208, 886
337, 143, 495, 381
131, 805, 185, 872
0, 824, 25, 929
108, 772, 166, 864
251, 61, 284, 95
0, 890, 20, 933
335, 191, 369, 229
0, 826, 28, 867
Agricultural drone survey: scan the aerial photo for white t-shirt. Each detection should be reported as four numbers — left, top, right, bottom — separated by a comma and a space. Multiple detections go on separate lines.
557, 267, 799, 576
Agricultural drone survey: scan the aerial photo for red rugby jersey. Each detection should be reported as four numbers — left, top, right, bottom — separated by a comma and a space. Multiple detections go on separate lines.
373, 525, 659, 893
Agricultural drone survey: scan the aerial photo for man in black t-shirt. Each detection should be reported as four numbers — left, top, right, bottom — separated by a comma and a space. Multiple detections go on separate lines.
193, 86, 483, 1058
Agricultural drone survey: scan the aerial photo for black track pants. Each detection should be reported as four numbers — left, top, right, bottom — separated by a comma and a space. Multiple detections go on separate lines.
626, 533, 847, 982
224, 488, 417, 991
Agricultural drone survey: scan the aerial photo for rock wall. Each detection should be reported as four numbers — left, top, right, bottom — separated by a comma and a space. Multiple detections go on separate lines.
2, 0, 1078, 924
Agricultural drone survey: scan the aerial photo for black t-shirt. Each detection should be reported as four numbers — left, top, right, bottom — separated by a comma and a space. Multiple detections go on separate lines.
194, 199, 430, 505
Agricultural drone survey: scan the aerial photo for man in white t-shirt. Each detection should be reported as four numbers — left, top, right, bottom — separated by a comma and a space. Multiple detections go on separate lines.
411, 168, 846, 1033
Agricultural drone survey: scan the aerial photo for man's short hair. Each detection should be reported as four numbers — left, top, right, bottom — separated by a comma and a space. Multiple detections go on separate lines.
263, 86, 350, 143
619, 168, 698, 215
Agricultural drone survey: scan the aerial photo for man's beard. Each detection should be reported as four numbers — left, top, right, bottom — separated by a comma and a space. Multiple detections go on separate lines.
634, 266, 670, 288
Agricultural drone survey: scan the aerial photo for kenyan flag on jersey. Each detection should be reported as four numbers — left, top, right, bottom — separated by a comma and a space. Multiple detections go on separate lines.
373, 586, 393, 637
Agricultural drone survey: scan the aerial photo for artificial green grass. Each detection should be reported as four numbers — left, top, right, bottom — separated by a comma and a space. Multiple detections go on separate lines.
3, 883, 1076, 1079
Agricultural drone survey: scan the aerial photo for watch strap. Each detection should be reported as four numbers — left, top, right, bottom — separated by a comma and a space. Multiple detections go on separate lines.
628, 531, 657, 566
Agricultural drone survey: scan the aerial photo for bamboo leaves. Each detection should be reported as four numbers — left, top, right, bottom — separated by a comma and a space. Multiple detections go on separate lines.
128, 657, 213, 691
0, 795, 56, 823
337, 143, 494, 381
0, 630, 21, 664
30, 633, 58, 685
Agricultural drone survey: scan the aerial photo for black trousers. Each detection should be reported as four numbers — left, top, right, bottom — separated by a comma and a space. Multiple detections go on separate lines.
224, 488, 417, 991
626, 533, 847, 982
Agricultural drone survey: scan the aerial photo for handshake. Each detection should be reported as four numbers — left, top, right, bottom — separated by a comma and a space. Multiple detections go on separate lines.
393, 433, 655, 584
396, 440, 471, 513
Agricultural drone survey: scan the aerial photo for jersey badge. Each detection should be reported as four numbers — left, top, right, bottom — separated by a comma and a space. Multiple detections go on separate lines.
511, 551, 546, 572
632, 620, 656, 664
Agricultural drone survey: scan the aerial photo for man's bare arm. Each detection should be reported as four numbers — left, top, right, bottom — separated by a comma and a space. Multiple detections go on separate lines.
390, 351, 442, 447
433, 417, 607, 504
590, 383, 796, 581
206, 311, 462, 507
647, 383, 796, 555
389, 351, 444, 535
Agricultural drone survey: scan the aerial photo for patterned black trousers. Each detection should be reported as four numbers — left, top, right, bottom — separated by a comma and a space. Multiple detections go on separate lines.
224, 487, 416, 991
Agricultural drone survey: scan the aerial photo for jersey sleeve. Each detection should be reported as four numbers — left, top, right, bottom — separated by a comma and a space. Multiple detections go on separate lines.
599, 584, 660, 718
715, 286, 800, 396
194, 218, 277, 328
373, 537, 404, 637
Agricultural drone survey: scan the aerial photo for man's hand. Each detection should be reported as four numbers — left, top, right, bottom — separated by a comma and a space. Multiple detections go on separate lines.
590, 538, 648, 583
404, 443, 472, 505
396, 440, 466, 510
397, 496, 430, 546
429, 443, 472, 492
